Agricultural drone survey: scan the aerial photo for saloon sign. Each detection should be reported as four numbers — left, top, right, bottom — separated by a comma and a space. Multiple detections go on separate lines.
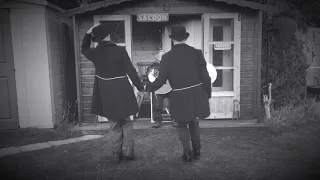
137, 13, 169, 22
214, 43, 232, 50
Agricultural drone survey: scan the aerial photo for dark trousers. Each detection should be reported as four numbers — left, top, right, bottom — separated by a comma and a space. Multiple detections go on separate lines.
152, 92, 170, 123
109, 117, 134, 154
175, 119, 201, 153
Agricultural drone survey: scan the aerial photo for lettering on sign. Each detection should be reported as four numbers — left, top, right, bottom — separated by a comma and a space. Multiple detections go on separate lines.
214, 43, 232, 50
137, 13, 169, 22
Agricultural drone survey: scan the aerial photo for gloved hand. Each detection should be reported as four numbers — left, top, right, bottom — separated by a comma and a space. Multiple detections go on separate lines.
202, 78, 212, 99
136, 83, 144, 92
143, 82, 151, 92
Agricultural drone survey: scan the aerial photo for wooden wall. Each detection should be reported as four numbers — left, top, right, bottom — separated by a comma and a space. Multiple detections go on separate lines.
240, 12, 256, 118
9, 6, 54, 128
75, 0, 260, 122
306, 28, 320, 86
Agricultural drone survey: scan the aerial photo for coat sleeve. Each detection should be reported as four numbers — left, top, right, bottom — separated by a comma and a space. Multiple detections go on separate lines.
146, 55, 168, 92
197, 49, 212, 99
122, 47, 144, 91
81, 33, 95, 62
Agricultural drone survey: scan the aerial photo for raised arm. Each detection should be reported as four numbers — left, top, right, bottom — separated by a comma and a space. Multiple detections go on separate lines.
122, 47, 144, 91
81, 33, 94, 59
197, 49, 212, 98
81, 24, 100, 60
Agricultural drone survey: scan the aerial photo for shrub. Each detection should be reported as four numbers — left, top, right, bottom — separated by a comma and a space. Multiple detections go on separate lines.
54, 100, 78, 131
264, 97, 320, 132
261, 35, 309, 109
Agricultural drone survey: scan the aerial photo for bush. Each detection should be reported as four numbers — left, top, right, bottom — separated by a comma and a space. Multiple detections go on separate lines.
262, 36, 309, 109
264, 98, 320, 132
54, 100, 78, 132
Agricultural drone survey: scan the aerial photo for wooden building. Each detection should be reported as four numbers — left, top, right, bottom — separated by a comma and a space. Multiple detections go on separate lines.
57, 0, 279, 125
0, 0, 75, 129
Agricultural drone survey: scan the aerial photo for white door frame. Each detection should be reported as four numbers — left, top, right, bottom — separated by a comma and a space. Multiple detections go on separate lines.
202, 13, 241, 119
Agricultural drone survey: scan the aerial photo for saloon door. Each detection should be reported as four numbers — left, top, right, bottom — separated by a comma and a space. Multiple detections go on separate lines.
202, 13, 241, 119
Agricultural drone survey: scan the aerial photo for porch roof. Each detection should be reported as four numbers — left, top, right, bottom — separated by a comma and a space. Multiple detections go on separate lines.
56, 0, 279, 18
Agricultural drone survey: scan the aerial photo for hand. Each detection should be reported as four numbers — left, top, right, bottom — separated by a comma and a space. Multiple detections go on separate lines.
87, 23, 100, 34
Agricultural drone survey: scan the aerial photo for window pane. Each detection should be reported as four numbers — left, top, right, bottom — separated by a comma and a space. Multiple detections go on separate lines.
212, 69, 233, 91
99, 20, 125, 44
209, 19, 234, 42
209, 44, 234, 67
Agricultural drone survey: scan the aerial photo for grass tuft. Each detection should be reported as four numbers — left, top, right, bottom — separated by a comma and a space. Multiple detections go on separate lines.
264, 97, 320, 132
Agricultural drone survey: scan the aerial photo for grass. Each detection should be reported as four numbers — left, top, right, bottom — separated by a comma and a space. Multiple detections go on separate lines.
0, 125, 84, 148
264, 97, 320, 132
0, 124, 320, 180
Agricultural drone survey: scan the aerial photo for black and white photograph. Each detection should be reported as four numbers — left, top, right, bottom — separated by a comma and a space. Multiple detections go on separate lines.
0, 0, 320, 179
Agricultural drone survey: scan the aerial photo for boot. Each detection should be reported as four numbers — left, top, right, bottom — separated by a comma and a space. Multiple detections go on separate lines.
123, 147, 135, 161
171, 119, 178, 127
112, 152, 122, 165
182, 151, 192, 163
193, 149, 201, 160
152, 121, 161, 128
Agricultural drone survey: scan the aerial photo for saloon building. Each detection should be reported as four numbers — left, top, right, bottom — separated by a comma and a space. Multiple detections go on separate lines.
57, 0, 279, 125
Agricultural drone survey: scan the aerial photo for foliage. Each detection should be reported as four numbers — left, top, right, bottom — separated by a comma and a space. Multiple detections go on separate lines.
261, 29, 308, 109
264, 97, 320, 132
54, 100, 78, 132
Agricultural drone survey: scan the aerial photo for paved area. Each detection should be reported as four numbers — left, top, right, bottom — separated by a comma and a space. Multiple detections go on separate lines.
0, 135, 103, 157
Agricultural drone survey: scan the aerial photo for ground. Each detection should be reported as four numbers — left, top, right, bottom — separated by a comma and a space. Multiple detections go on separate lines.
0, 127, 83, 148
1, 123, 320, 180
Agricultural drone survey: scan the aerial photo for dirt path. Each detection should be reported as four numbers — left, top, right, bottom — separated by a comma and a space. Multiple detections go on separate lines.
0, 125, 319, 180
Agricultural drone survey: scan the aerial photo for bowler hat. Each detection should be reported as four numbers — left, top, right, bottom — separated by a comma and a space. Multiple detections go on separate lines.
169, 25, 189, 42
92, 22, 118, 42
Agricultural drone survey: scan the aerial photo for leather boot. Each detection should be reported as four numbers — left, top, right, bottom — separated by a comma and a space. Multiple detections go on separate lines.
152, 121, 161, 128
123, 147, 135, 161
112, 153, 122, 165
182, 151, 192, 162
171, 119, 178, 127
193, 149, 201, 160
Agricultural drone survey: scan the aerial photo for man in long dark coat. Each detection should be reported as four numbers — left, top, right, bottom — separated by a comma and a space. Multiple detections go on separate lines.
81, 23, 144, 164
145, 25, 211, 162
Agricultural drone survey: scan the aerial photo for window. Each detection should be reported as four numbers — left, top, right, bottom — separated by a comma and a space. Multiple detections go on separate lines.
99, 20, 125, 45
208, 18, 235, 91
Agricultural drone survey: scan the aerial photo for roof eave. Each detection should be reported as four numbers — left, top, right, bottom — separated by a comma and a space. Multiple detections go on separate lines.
57, 0, 131, 18
57, 0, 280, 18
215, 0, 280, 13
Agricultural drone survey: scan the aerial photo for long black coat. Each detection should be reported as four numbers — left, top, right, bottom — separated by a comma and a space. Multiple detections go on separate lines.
146, 44, 211, 124
81, 34, 144, 120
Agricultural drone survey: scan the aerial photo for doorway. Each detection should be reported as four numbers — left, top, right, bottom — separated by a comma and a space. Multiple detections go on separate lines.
0, 10, 19, 129
131, 14, 202, 119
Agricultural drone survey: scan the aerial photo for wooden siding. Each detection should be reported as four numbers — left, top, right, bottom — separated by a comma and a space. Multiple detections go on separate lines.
76, 0, 259, 122
306, 28, 320, 86
240, 12, 255, 118
77, 16, 95, 122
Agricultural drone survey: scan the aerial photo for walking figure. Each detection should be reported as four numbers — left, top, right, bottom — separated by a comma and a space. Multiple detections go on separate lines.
81, 23, 144, 164
145, 25, 211, 162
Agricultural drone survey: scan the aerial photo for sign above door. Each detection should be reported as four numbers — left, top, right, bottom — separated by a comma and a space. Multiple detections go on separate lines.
137, 13, 169, 22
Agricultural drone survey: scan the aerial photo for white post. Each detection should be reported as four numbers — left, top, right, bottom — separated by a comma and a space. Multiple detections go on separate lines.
150, 92, 154, 123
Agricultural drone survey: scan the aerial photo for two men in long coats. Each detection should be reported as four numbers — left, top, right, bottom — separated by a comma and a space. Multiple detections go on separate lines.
146, 25, 211, 162
81, 23, 144, 164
